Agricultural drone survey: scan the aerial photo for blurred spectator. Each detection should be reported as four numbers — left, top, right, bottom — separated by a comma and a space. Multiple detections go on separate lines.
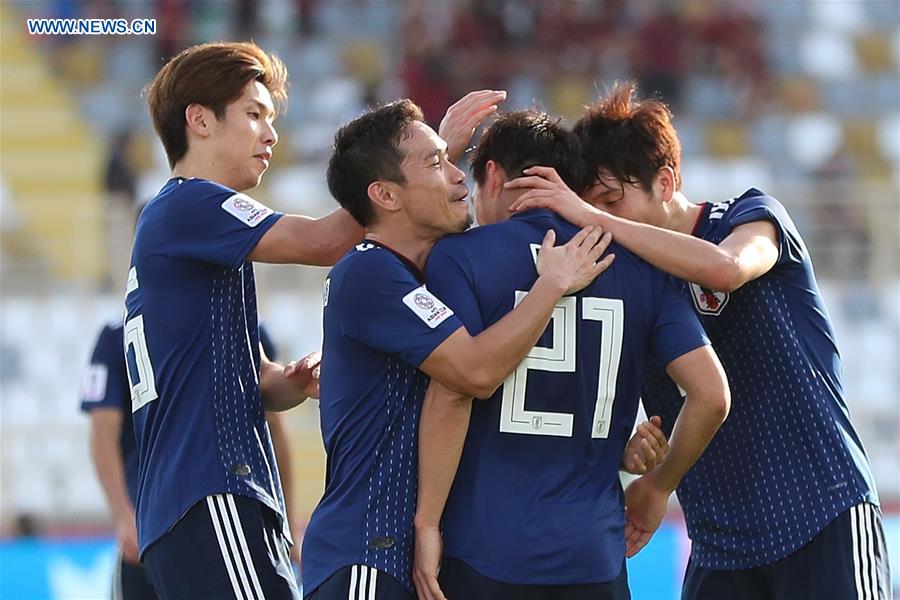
401, 16, 453, 127
631, 5, 686, 109
102, 129, 139, 291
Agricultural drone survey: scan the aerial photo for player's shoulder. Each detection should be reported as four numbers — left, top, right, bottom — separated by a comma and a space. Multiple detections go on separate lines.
711, 187, 787, 221
97, 320, 124, 343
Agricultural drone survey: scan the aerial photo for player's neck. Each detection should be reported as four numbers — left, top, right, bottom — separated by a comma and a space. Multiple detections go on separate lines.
364, 228, 434, 272
171, 156, 246, 192
666, 191, 703, 235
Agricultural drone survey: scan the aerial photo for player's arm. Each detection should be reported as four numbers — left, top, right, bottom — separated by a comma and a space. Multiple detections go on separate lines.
590, 215, 777, 293
505, 166, 779, 292
623, 345, 730, 556
419, 227, 613, 399
89, 409, 140, 563
265, 411, 302, 566
258, 347, 321, 412
248, 209, 364, 266
413, 381, 469, 600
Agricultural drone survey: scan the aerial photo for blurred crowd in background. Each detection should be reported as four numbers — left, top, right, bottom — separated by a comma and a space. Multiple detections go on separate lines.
1, 0, 898, 536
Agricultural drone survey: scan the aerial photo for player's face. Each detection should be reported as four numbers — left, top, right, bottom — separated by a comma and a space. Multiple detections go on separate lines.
209, 80, 278, 191
584, 170, 668, 228
395, 121, 471, 236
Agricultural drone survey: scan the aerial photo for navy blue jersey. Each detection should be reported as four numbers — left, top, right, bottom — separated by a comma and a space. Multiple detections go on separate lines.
80, 321, 139, 504
642, 188, 878, 570
425, 209, 709, 585
125, 177, 287, 555
302, 241, 463, 596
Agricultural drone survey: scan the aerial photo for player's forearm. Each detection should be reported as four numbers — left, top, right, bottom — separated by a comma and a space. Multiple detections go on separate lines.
599, 213, 737, 291
414, 383, 472, 529
259, 360, 307, 411
266, 412, 298, 534
463, 275, 566, 396
648, 387, 729, 493
90, 425, 135, 524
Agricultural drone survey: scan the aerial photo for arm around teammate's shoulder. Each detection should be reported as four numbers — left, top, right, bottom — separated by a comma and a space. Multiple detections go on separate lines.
419, 227, 614, 399
248, 208, 364, 266
597, 216, 779, 294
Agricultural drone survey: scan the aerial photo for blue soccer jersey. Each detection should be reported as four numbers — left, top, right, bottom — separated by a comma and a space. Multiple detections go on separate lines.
302, 241, 463, 596
425, 209, 709, 585
124, 177, 287, 555
641, 188, 879, 570
80, 321, 140, 504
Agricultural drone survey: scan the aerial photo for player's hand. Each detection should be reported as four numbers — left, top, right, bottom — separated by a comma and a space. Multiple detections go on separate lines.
536, 226, 615, 295
284, 351, 322, 399
116, 512, 140, 564
506, 166, 605, 229
413, 525, 448, 600
439, 90, 507, 163
621, 416, 669, 475
623, 474, 670, 557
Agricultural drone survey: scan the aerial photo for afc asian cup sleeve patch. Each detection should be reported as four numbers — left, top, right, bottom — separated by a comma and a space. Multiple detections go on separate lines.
221, 193, 274, 227
402, 285, 455, 329
81, 364, 109, 402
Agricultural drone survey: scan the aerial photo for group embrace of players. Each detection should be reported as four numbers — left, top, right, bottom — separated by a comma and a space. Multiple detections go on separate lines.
81, 41, 891, 600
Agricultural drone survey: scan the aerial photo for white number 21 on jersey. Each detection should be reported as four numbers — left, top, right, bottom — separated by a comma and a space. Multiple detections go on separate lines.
500, 291, 624, 438
124, 267, 159, 412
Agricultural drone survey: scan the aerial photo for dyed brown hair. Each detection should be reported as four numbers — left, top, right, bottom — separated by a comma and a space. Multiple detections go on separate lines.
573, 82, 681, 192
146, 42, 288, 168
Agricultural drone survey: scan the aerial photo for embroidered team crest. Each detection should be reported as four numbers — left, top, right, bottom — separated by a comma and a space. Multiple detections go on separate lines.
690, 283, 729, 316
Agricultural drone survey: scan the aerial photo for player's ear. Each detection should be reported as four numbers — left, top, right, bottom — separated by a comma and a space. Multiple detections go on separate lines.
655, 166, 676, 203
486, 160, 506, 195
367, 181, 401, 214
185, 104, 211, 139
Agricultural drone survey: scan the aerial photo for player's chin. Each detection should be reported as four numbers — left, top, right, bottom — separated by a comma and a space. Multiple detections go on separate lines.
452, 211, 473, 233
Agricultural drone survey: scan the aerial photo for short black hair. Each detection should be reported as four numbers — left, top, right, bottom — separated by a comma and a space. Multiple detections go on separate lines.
470, 110, 589, 194
327, 99, 425, 227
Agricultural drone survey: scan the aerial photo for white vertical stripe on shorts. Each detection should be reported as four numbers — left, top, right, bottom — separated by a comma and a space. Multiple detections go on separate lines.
225, 494, 266, 600
207, 495, 246, 600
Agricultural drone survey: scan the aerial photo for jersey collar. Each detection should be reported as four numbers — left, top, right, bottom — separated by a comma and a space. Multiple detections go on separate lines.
364, 239, 426, 283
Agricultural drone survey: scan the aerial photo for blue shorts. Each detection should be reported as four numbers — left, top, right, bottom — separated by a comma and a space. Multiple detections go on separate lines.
142, 493, 300, 600
304, 565, 412, 600
438, 557, 631, 600
113, 552, 157, 600
683, 502, 892, 600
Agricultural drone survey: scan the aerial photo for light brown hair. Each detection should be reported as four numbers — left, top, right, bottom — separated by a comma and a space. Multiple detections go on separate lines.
146, 42, 288, 168
573, 82, 681, 191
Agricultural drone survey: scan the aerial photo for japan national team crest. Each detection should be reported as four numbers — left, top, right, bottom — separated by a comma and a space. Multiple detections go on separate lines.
689, 283, 729, 316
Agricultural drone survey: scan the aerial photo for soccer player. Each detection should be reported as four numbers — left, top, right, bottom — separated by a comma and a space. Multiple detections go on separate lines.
301, 99, 613, 600
80, 321, 297, 599
507, 82, 892, 599
126, 42, 361, 599
412, 111, 730, 600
